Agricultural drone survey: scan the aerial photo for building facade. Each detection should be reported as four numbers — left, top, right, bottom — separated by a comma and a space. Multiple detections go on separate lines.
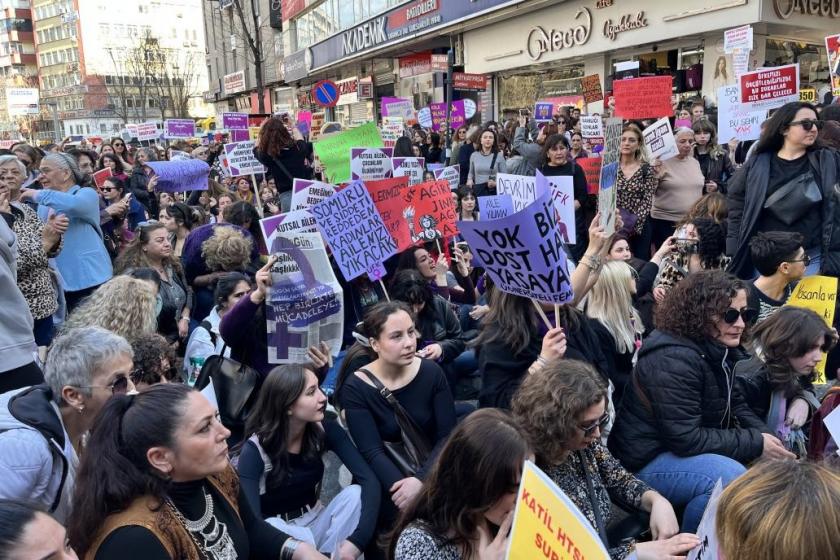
0, 0, 37, 140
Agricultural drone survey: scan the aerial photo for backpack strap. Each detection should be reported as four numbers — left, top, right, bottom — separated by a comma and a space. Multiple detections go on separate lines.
200, 320, 218, 347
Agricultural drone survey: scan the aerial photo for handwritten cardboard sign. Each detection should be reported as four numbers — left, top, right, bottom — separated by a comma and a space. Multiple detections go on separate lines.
786, 275, 838, 384
739, 64, 799, 111
717, 84, 765, 143
478, 194, 514, 220
643, 117, 679, 161
578, 157, 602, 195
579, 115, 603, 139
350, 147, 394, 180
507, 461, 609, 560
613, 76, 674, 120
314, 122, 383, 183
311, 180, 397, 281
364, 176, 412, 252
459, 189, 573, 304
393, 157, 425, 185
580, 74, 604, 103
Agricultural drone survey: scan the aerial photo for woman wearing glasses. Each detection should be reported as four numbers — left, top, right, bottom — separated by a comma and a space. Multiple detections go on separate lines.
513, 360, 698, 560
728, 101, 840, 278
110, 137, 133, 166
0, 327, 135, 523
608, 270, 796, 533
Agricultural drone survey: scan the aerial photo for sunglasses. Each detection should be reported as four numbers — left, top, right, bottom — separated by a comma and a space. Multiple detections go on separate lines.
100, 187, 116, 192
787, 254, 811, 266
578, 412, 610, 437
723, 307, 758, 325
78, 374, 130, 395
789, 119, 824, 131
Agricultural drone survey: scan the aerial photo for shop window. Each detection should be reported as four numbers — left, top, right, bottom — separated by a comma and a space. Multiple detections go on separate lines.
764, 39, 827, 90
498, 64, 585, 114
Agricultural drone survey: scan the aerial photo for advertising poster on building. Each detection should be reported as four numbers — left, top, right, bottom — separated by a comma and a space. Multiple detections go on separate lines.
506, 461, 609, 560
350, 147, 394, 180
311, 180, 398, 281
613, 76, 674, 120
643, 118, 679, 161
717, 85, 765, 142
266, 232, 343, 364
223, 141, 266, 176
739, 64, 799, 111
827, 34, 840, 96
459, 189, 573, 304
290, 179, 336, 212
393, 157, 425, 185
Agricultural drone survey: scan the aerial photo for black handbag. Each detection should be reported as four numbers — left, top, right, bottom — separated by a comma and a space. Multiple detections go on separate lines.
763, 172, 823, 226
358, 368, 432, 477
194, 345, 260, 431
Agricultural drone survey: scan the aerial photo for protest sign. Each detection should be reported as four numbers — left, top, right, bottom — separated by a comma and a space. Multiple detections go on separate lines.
393, 157, 425, 185
380, 117, 404, 147
580, 74, 603, 103
786, 275, 838, 384
478, 194, 514, 220
165, 119, 196, 138
534, 102, 554, 123
259, 209, 318, 250
266, 232, 343, 364
579, 115, 603, 139
543, 172, 575, 245
310, 112, 325, 140
739, 64, 799, 111
290, 179, 336, 212
314, 122, 383, 183
350, 147, 394, 180
222, 112, 248, 130
724, 25, 752, 53
311, 180, 398, 281
687, 480, 723, 560
613, 76, 674, 120
643, 117, 679, 161
459, 189, 573, 304
731, 48, 750, 77
296, 111, 312, 136
717, 85, 765, 142
827, 34, 840, 96
230, 129, 250, 142
380, 96, 415, 120
449, 99, 466, 130
497, 174, 537, 213
135, 122, 160, 142
578, 157, 602, 195
403, 179, 458, 242
429, 102, 448, 131
364, 176, 413, 252
433, 164, 460, 191
507, 461, 609, 560
598, 118, 622, 235
417, 107, 433, 128
223, 141, 266, 176
145, 160, 210, 192
92, 168, 113, 189
675, 118, 693, 129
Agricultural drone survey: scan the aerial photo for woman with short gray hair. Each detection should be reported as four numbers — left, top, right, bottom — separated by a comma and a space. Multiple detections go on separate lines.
0, 326, 135, 523
18, 152, 112, 311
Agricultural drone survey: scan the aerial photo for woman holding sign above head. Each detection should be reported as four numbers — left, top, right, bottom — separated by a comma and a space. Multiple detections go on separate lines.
389, 409, 528, 560
466, 128, 506, 198
727, 101, 840, 279
615, 124, 659, 260
512, 360, 699, 560
649, 127, 705, 250
254, 115, 313, 213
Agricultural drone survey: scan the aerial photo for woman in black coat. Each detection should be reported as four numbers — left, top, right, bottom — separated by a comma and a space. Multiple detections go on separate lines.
253, 115, 313, 212
608, 270, 795, 533
727, 101, 840, 279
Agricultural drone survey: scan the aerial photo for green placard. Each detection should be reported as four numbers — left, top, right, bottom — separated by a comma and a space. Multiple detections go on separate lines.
313, 122, 384, 183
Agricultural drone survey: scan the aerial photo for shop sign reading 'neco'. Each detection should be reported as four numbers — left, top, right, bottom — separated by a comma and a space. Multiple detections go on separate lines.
774, 0, 840, 19
527, 8, 592, 61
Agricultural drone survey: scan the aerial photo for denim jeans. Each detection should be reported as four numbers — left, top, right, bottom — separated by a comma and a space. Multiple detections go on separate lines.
635, 452, 746, 532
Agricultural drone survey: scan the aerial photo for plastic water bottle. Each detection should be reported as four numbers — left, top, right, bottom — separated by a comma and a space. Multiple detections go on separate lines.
188, 357, 205, 386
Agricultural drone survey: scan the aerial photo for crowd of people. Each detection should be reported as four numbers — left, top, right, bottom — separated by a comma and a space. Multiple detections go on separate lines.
1, 97, 839, 560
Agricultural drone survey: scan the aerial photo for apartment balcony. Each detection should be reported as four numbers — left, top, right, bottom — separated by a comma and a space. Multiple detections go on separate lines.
0, 52, 36, 66
0, 30, 34, 43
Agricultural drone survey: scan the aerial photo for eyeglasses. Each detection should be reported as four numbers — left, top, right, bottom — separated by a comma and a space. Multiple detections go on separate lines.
723, 307, 758, 325
100, 187, 115, 192
789, 119, 824, 131
786, 254, 811, 266
77, 374, 130, 395
578, 412, 610, 437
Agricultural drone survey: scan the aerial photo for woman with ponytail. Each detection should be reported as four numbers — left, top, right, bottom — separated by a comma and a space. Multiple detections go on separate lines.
68, 383, 327, 560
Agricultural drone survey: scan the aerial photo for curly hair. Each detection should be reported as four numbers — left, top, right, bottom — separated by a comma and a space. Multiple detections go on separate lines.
691, 217, 727, 269
129, 333, 178, 386
511, 359, 607, 465
114, 223, 184, 276
256, 116, 294, 158
62, 276, 158, 341
655, 270, 747, 344
201, 226, 253, 272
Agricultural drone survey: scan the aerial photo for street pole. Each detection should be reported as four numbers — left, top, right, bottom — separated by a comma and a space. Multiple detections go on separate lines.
49, 103, 61, 143
444, 47, 454, 159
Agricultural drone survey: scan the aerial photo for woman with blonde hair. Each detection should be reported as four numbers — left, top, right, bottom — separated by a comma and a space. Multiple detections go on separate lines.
62, 275, 158, 341
616, 123, 659, 258
716, 460, 840, 560
582, 261, 643, 404
201, 225, 254, 273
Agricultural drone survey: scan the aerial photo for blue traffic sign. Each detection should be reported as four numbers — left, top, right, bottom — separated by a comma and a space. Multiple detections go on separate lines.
312, 80, 339, 108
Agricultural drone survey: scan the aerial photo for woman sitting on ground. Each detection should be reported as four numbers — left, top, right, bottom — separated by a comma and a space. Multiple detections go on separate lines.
239, 365, 380, 559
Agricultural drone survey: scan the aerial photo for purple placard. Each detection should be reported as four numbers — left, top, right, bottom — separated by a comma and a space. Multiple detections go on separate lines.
146, 160, 210, 192
381, 96, 414, 119
458, 188, 573, 304
259, 209, 318, 248
230, 129, 250, 142
164, 119, 196, 138
534, 102, 554, 123
450, 100, 466, 129
478, 194, 514, 220
310, 180, 397, 281
222, 112, 249, 130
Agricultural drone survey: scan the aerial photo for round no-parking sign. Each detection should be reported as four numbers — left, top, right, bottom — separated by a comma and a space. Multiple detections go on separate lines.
312, 80, 339, 108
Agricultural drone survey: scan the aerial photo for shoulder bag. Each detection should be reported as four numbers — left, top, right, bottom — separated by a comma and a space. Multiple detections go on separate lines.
358, 367, 432, 477
471, 152, 498, 196
763, 171, 823, 226
194, 342, 260, 431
